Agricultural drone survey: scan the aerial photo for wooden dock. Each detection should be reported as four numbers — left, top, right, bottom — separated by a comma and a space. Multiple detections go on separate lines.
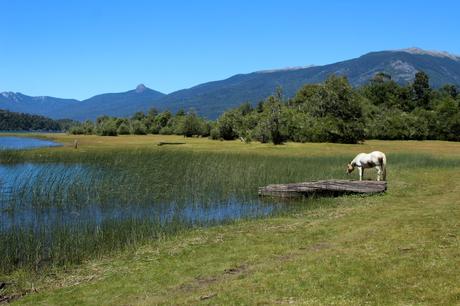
157, 142, 186, 146
258, 180, 387, 198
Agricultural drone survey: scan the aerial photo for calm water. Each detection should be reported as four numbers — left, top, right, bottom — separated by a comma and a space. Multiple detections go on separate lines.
0, 148, 321, 271
0, 162, 284, 232
0, 136, 61, 150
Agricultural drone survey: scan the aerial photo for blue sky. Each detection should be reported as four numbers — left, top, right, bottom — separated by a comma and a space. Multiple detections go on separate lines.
1, 0, 459, 99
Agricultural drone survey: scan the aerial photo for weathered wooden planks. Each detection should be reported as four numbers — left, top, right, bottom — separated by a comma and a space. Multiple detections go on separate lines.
258, 180, 387, 198
157, 142, 186, 146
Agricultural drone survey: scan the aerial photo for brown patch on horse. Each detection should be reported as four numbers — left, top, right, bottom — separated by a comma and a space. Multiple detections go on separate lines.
366, 161, 376, 167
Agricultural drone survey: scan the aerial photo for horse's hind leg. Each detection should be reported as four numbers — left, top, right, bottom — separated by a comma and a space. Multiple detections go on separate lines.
376, 166, 382, 181
378, 157, 385, 181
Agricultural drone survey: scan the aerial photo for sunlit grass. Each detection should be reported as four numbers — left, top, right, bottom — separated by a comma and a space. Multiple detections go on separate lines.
1, 134, 459, 304
2, 132, 460, 158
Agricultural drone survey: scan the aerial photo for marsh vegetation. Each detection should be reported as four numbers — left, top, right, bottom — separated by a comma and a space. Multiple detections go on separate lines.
1, 135, 460, 304
0, 146, 344, 273
2, 141, 460, 274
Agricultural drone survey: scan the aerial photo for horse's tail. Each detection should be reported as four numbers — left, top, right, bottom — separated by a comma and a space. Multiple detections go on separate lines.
380, 153, 387, 181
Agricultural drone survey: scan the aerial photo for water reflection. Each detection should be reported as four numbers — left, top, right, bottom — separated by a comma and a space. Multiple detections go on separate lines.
0, 163, 284, 232
0, 136, 61, 150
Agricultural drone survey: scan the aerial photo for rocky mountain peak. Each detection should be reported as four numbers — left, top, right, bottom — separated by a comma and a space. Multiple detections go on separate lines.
399, 47, 460, 61
135, 84, 148, 93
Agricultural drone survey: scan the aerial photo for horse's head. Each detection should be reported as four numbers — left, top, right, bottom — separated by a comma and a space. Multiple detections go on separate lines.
346, 163, 354, 175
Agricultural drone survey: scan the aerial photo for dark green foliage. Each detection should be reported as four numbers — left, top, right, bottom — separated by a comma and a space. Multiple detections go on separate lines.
176, 111, 209, 137
130, 120, 147, 135
0, 109, 74, 131
95, 117, 118, 136
290, 84, 322, 109
131, 111, 146, 121
176, 109, 186, 117
439, 84, 458, 99
361, 73, 401, 109
259, 89, 288, 144
68, 126, 84, 135
209, 127, 220, 140
216, 76, 365, 144
81, 120, 95, 134
212, 72, 460, 143
151, 111, 172, 134
117, 122, 131, 135
147, 107, 159, 118
367, 109, 427, 140
435, 97, 460, 141
217, 111, 239, 140
412, 71, 432, 109
68, 109, 210, 137
159, 126, 174, 135
306, 76, 365, 143
143, 108, 158, 132
446, 114, 460, 141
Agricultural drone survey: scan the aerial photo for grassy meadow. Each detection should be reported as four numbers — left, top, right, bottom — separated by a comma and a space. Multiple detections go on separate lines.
0, 133, 459, 305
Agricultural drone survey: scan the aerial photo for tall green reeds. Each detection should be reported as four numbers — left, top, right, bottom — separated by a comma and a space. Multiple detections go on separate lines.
1, 149, 460, 273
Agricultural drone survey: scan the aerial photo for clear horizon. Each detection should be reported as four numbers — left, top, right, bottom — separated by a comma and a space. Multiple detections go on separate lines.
2, 0, 460, 99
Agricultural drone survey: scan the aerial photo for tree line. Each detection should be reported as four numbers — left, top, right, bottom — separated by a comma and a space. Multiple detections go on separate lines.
0, 109, 75, 132
69, 71, 460, 143
69, 109, 212, 137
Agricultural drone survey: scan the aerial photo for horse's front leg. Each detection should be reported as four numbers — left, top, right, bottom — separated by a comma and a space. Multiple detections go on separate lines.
358, 167, 363, 181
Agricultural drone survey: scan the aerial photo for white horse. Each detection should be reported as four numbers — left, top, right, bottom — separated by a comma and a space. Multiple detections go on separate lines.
347, 151, 387, 181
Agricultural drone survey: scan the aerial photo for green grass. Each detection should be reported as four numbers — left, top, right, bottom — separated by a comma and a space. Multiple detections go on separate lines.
0, 134, 459, 305
1, 150, 357, 274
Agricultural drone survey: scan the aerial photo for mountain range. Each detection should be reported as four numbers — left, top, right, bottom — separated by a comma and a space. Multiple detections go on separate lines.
1, 47, 460, 120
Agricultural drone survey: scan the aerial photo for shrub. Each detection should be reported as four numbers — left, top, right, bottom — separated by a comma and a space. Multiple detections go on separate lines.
130, 120, 147, 135
159, 126, 174, 135
96, 120, 118, 136
117, 122, 131, 135
209, 127, 220, 140
69, 126, 85, 135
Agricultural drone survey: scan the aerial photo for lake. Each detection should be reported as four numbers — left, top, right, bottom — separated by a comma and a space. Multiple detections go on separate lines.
0, 136, 61, 150
1, 149, 315, 271
0, 162, 281, 231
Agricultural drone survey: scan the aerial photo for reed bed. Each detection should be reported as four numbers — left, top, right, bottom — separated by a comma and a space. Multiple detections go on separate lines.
1, 148, 459, 273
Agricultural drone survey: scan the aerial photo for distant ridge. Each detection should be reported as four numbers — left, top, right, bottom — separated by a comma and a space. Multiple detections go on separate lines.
0, 92, 79, 117
148, 47, 460, 118
0, 85, 165, 121
1, 47, 460, 120
398, 47, 460, 61
255, 65, 316, 74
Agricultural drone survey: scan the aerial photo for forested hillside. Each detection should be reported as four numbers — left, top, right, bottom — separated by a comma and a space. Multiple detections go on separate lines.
69, 71, 460, 143
0, 109, 74, 131
2, 48, 460, 120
